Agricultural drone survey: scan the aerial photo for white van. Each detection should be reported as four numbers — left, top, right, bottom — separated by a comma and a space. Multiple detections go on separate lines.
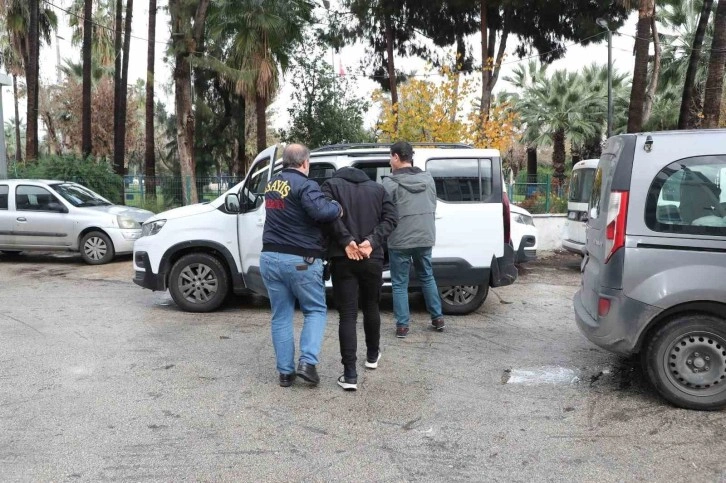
562, 158, 598, 254
132, 143, 518, 315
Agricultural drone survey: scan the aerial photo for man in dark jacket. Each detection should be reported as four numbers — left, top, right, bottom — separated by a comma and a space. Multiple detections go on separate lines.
260, 143, 343, 388
322, 167, 398, 391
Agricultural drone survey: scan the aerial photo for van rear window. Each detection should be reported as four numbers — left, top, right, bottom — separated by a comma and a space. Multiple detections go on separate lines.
426, 158, 494, 203
0, 185, 7, 210
569, 168, 595, 203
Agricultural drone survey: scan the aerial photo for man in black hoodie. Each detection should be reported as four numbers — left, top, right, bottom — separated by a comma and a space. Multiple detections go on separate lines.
321, 167, 398, 391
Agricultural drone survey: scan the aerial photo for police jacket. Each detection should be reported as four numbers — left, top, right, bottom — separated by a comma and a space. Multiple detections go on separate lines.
262, 168, 342, 259
321, 167, 398, 260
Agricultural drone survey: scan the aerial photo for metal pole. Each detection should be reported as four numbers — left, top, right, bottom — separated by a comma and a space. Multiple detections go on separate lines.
607, 29, 613, 139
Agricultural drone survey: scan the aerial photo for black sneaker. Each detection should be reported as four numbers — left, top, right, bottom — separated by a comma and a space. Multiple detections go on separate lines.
337, 374, 358, 391
365, 352, 382, 369
432, 318, 445, 331
396, 326, 409, 338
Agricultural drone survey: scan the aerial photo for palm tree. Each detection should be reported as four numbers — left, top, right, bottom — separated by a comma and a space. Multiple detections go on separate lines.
210, 0, 312, 153
69, 0, 116, 67
667, 0, 714, 128
516, 70, 598, 181
702, 0, 726, 127
82, 0, 93, 156
628, 0, 656, 133
0, 0, 57, 161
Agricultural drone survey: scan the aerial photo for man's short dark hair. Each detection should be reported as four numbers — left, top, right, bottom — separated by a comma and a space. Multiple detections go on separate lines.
282, 143, 310, 168
390, 141, 414, 163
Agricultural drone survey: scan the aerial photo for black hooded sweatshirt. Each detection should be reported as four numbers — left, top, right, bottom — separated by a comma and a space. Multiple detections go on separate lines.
321, 167, 398, 260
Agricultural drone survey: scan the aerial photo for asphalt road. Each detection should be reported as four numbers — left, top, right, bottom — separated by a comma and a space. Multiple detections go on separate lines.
1, 251, 725, 482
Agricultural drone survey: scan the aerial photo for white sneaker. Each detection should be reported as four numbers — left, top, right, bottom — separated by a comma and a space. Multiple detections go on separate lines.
365, 351, 382, 370
337, 375, 357, 391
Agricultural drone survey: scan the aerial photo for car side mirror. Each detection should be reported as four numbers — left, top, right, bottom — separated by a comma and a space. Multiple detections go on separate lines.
225, 193, 241, 213
48, 201, 68, 214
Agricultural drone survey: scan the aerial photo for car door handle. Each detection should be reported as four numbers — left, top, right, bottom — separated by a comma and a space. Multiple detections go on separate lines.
16, 217, 27, 222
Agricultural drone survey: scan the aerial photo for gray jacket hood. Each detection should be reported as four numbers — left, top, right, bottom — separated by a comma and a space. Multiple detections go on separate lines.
386, 167, 429, 193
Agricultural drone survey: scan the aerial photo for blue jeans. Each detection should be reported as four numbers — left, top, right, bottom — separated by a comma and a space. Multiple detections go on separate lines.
388, 247, 443, 328
260, 252, 328, 375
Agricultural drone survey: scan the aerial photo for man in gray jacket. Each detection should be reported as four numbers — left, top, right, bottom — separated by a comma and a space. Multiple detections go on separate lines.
382, 141, 444, 338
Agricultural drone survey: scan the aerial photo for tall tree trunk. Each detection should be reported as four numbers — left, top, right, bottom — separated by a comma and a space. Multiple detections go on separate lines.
451, 33, 465, 124
13, 75, 22, 165
642, 7, 660, 126
627, 0, 654, 133
113, 0, 124, 174
236, 95, 246, 177
703, 0, 726, 128
117, 0, 134, 179
552, 128, 566, 182
256, 94, 267, 153
480, 0, 489, 118
169, 0, 210, 205
480, 2, 508, 120
384, 14, 398, 133
526, 146, 537, 182
679, 0, 713, 129
145, 0, 157, 200
26, 0, 40, 161
82, 0, 93, 157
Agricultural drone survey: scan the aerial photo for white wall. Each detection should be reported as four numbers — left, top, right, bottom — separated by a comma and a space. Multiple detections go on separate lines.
533, 214, 567, 251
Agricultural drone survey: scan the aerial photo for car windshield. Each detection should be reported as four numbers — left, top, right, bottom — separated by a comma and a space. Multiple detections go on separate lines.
50, 183, 112, 207
569, 168, 596, 203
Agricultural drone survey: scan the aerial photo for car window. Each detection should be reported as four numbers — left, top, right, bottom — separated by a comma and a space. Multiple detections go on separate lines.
308, 163, 336, 186
240, 158, 271, 211
426, 158, 493, 203
50, 183, 111, 207
0, 185, 8, 210
569, 168, 595, 203
15, 185, 62, 212
351, 161, 391, 183
646, 155, 726, 236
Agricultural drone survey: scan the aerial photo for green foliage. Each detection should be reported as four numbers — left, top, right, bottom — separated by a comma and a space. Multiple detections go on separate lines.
15, 155, 124, 203
278, 44, 374, 149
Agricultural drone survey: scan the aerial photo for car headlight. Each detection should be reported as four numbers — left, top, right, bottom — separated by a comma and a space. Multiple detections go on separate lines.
117, 215, 141, 229
141, 219, 166, 237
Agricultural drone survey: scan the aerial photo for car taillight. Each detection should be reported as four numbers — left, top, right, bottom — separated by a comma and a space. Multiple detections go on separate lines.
598, 297, 611, 317
604, 190, 628, 263
502, 191, 512, 245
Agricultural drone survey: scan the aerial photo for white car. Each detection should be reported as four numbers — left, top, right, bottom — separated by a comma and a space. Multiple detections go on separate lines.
0, 179, 154, 264
510, 204, 537, 263
133, 143, 519, 315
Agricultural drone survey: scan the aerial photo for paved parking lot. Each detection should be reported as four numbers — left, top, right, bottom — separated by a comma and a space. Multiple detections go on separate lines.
1, 251, 725, 482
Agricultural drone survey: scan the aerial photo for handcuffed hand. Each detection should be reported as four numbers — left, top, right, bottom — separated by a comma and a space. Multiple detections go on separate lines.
358, 240, 373, 259
345, 241, 363, 260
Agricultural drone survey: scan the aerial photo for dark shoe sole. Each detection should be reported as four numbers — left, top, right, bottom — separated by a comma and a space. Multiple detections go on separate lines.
296, 372, 320, 385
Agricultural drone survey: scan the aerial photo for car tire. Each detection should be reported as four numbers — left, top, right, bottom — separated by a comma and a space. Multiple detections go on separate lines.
643, 314, 726, 410
439, 284, 488, 315
168, 253, 229, 313
80, 231, 115, 265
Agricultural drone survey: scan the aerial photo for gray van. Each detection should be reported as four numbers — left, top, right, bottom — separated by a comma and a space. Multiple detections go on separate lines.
574, 130, 726, 410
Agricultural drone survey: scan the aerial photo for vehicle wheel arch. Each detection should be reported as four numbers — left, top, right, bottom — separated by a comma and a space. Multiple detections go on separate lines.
77, 226, 111, 249
636, 301, 726, 353
161, 241, 239, 291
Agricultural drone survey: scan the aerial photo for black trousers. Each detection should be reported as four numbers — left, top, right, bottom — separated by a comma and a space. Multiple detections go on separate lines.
330, 257, 383, 377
